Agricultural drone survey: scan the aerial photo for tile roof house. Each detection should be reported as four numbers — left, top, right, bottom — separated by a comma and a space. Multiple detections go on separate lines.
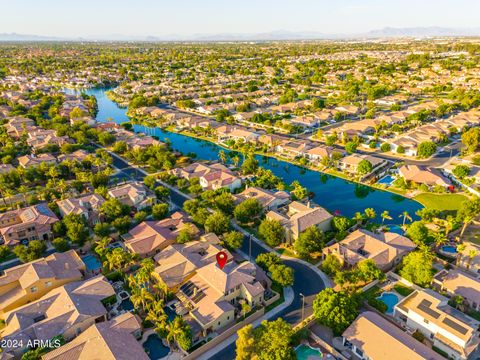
18, 154, 57, 168
153, 233, 232, 290
123, 212, 199, 258
107, 182, 157, 210
322, 229, 416, 271
266, 201, 333, 242
0, 250, 86, 315
179, 261, 268, 334
342, 311, 443, 360
0, 204, 59, 246
171, 163, 242, 192
394, 289, 480, 360
216, 125, 259, 144
456, 242, 480, 276
399, 165, 451, 188
1, 276, 115, 358
57, 194, 106, 225
433, 269, 480, 311
42, 312, 148, 360
338, 154, 387, 176
234, 186, 290, 212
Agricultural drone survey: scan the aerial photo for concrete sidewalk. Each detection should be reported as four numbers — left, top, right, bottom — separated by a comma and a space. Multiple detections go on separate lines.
195, 286, 295, 360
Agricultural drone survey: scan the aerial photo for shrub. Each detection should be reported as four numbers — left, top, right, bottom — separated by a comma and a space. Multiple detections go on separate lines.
368, 298, 388, 313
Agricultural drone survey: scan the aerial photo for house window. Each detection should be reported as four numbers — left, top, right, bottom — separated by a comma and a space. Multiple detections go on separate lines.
31, 286, 38, 293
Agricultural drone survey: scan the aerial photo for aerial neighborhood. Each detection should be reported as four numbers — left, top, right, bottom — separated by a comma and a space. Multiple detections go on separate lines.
1, 28, 480, 360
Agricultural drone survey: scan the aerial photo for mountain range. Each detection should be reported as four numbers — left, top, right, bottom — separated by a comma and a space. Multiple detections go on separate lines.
1, 27, 480, 42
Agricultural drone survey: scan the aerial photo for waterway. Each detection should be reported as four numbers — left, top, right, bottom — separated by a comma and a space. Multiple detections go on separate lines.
69, 87, 423, 223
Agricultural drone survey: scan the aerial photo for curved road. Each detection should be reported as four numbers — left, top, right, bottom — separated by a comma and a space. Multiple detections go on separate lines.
105, 148, 327, 360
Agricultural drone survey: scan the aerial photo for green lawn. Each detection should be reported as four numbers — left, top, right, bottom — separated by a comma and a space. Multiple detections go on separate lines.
413, 193, 469, 211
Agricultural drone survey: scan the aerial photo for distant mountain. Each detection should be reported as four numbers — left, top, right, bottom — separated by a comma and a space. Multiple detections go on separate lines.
0, 32, 65, 41
1, 27, 480, 42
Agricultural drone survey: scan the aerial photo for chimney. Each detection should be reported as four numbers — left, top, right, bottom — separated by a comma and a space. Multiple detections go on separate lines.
64, 262, 70, 270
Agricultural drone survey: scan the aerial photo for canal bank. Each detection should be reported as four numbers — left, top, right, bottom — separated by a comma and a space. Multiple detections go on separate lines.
70, 87, 423, 223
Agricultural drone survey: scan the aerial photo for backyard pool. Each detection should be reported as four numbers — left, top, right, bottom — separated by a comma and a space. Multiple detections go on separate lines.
441, 245, 458, 254
143, 334, 170, 360
165, 306, 176, 322
386, 224, 404, 235
81, 255, 102, 272
120, 298, 134, 311
377, 292, 399, 314
377, 175, 395, 186
295, 344, 323, 360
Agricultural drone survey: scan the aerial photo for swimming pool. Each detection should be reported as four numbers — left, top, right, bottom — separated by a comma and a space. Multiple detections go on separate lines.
295, 344, 323, 360
441, 245, 457, 254
386, 224, 404, 235
120, 298, 134, 311
143, 334, 170, 360
377, 175, 395, 186
81, 255, 102, 272
377, 292, 399, 314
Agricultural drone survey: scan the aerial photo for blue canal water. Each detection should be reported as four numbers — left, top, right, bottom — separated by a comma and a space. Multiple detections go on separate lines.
72, 87, 423, 223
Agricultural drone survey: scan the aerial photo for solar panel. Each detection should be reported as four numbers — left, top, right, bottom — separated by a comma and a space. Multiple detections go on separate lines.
179, 281, 205, 303
418, 299, 441, 319
443, 317, 469, 335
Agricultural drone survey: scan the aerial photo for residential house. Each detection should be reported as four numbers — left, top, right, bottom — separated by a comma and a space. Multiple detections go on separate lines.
179, 261, 268, 335
234, 186, 290, 212
57, 149, 90, 163
123, 212, 199, 258
322, 229, 416, 271
1, 276, 115, 358
18, 154, 57, 168
216, 125, 259, 144
171, 163, 242, 192
275, 141, 311, 158
42, 312, 148, 360
266, 201, 332, 242
0, 250, 86, 315
305, 145, 343, 163
342, 311, 443, 360
456, 242, 480, 276
433, 269, 480, 311
399, 165, 451, 189
153, 233, 231, 291
338, 154, 387, 176
56, 194, 106, 225
0, 203, 59, 246
394, 289, 480, 360
107, 182, 157, 210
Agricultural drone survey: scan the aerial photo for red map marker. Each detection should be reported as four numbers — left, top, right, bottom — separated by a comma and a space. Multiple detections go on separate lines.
216, 251, 228, 269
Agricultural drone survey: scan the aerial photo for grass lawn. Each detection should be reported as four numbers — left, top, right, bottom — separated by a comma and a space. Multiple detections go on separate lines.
413, 193, 469, 211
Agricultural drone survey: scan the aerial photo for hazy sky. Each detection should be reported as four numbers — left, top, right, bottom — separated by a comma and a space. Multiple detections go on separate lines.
1, 0, 480, 37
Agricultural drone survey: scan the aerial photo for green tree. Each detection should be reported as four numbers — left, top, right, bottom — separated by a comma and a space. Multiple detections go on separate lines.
357, 159, 373, 176
399, 250, 434, 287
457, 198, 480, 238
270, 264, 294, 287
294, 226, 324, 258
0, 245, 11, 261
236, 324, 256, 360
166, 316, 192, 351
461, 127, 480, 153
223, 231, 244, 250
100, 198, 129, 221
258, 218, 285, 247
255, 252, 281, 271
234, 198, 263, 224
63, 214, 89, 245
254, 319, 296, 360
241, 155, 259, 175
345, 141, 357, 154
204, 211, 230, 235
52, 237, 70, 252
176, 223, 196, 243
313, 288, 359, 335
94, 222, 112, 237
152, 203, 169, 220
13, 240, 47, 263
406, 221, 429, 245
452, 164, 471, 180
320, 254, 342, 275
417, 141, 437, 158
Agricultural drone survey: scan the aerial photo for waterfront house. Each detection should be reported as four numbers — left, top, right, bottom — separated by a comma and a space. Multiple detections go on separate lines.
57, 193, 106, 225
1, 276, 115, 358
394, 289, 480, 360
216, 125, 259, 144
107, 181, 157, 210
0, 203, 59, 246
322, 229, 416, 271
342, 311, 443, 360
123, 212, 199, 258
234, 186, 290, 212
398, 165, 451, 189
456, 242, 480, 275
266, 201, 333, 242
338, 154, 387, 176
0, 250, 86, 315
42, 312, 148, 360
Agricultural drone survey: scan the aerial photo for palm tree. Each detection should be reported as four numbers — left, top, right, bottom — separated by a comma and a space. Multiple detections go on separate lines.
399, 211, 412, 227
232, 155, 240, 168
433, 232, 447, 249
145, 300, 168, 333
364, 208, 376, 223
218, 150, 227, 164
166, 316, 190, 350
467, 250, 478, 270
381, 210, 392, 225
353, 212, 365, 226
